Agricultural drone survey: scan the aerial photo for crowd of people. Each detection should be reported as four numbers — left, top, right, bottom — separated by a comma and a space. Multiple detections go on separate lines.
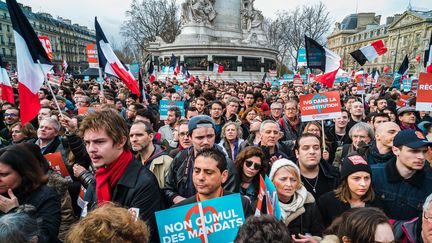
0, 74, 431, 243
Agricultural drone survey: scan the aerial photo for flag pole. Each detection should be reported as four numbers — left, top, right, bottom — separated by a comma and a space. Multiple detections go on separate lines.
321, 120, 326, 151
98, 67, 104, 94
36, 60, 63, 118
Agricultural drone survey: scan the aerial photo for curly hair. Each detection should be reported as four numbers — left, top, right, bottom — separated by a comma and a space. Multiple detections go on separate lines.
234, 215, 291, 243
65, 203, 150, 243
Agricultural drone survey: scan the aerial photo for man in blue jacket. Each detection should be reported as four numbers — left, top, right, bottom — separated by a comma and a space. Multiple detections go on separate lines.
372, 130, 432, 221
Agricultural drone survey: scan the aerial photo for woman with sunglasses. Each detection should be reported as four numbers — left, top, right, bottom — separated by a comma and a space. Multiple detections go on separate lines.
234, 147, 268, 206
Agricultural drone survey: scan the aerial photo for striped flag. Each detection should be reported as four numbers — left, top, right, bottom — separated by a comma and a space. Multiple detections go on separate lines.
213, 63, 224, 73
7, 0, 52, 124
305, 35, 341, 88
0, 55, 14, 104
350, 40, 388, 66
95, 17, 140, 96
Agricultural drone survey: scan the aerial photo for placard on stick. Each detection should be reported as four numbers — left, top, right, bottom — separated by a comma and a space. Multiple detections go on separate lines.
299, 91, 342, 122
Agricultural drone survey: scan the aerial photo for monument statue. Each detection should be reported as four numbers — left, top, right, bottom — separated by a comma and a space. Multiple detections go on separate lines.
241, 0, 264, 31
181, 0, 217, 25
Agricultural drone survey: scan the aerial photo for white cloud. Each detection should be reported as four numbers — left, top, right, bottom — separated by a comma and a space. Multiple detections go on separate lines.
14, 0, 432, 43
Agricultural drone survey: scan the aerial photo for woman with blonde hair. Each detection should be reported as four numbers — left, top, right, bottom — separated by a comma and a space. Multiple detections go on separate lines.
218, 121, 244, 161
270, 158, 324, 236
66, 203, 150, 243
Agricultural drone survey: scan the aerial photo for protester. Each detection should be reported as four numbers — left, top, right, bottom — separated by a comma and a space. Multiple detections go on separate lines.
295, 133, 339, 199
164, 115, 239, 205
219, 121, 244, 161
0, 205, 39, 243
371, 129, 432, 220
317, 153, 383, 227
129, 120, 173, 188
270, 158, 324, 236
337, 207, 395, 243
234, 215, 291, 243
234, 146, 268, 205
79, 109, 163, 242
65, 203, 150, 243
175, 147, 252, 217
0, 144, 61, 243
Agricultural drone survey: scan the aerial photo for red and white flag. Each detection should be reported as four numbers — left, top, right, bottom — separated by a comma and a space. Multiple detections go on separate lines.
213, 63, 224, 73
350, 39, 388, 66
7, 0, 52, 124
62, 59, 68, 72
0, 56, 14, 104
95, 18, 139, 96
305, 36, 341, 88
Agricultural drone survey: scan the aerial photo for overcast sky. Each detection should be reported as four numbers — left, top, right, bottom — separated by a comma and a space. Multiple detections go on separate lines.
16, 0, 431, 43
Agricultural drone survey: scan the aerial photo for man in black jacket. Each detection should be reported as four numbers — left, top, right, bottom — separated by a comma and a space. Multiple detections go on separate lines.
80, 109, 164, 242
175, 147, 252, 218
295, 133, 340, 200
164, 115, 239, 205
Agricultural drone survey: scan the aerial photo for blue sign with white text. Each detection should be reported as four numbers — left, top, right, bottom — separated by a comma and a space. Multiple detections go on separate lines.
155, 194, 245, 243
159, 100, 185, 120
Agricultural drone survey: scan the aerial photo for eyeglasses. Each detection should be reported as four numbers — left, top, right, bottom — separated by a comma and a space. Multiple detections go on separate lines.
424, 212, 432, 223
245, 160, 261, 170
179, 132, 189, 137
4, 113, 18, 117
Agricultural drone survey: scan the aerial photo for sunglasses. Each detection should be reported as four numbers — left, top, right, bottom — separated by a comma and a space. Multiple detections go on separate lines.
245, 160, 261, 170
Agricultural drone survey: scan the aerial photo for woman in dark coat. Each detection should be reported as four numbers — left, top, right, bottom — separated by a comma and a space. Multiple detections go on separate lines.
317, 153, 383, 227
0, 144, 61, 243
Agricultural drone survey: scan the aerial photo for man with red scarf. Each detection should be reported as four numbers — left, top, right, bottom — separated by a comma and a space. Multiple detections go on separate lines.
80, 109, 163, 242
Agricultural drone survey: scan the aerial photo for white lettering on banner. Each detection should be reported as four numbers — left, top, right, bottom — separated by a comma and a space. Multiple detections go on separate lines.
301, 103, 340, 111
418, 84, 432, 90
162, 209, 244, 242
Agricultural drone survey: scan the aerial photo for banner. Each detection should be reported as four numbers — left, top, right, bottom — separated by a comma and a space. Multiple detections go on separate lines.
396, 94, 412, 108
44, 152, 70, 179
155, 194, 245, 243
416, 73, 432, 111
160, 100, 185, 120
130, 63, 140, 79
299, 91, 342, 122
297, 48, 307, 67
86, 44, 99, 68
38, 36, 52, 61
402, 78, 412, 92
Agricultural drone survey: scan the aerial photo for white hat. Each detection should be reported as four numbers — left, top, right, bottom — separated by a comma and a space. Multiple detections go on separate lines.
269, 158, 300, 181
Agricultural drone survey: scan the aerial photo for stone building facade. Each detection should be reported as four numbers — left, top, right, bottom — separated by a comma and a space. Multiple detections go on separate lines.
327, 10, 432, 74
0, 2, 95, 72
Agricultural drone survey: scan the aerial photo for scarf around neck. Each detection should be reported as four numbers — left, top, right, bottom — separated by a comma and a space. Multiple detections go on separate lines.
279, 186, 308, 221
95, 150, 132, 205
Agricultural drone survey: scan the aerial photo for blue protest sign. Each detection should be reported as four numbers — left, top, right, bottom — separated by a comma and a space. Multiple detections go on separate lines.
83, 76, 90, 81
130, 63, 140, 79
297, 48, 307, 67
156, 193, 245, 243
159, 100, 185, 120
402, 78, 412, 92
175, 85, 184, 95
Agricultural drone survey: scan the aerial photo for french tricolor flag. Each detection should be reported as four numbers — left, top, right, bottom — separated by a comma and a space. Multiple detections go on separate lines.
350, 40, 388, 66
7, 0, 52, 124
95, 18, 140, 96
305, 35, 341, 88
213, 63, 224, 73
0, 55, 14, 104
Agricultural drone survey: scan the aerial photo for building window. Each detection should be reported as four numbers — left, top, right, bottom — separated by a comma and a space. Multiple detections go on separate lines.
184, 56, 208, 71
377, 29, 380, 36
6, 25, 10, 32
242, 57, 261, 72
212, 56, 238, 71
0, 36, 3, 44
2, 48, 5, 56
370, 32, 373, 38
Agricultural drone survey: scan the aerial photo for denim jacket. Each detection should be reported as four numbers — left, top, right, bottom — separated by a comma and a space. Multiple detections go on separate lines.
371, 158, 432, 220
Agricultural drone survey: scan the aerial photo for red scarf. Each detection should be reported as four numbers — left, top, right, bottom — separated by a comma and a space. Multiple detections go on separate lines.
95, 150, 132, 205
